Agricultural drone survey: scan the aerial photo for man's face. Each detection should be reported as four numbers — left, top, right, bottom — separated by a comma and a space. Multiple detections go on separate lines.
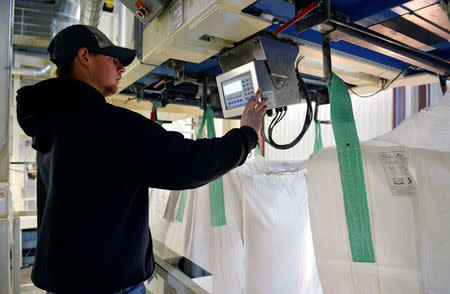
89, 53, 125, 97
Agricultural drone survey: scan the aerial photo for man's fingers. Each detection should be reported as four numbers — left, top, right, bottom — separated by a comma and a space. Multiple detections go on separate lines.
248, 89, 262, 103
240, 88, 268, 133
246, 89, 269, 112
254, 88, 262, 101
254, 97, 269, 111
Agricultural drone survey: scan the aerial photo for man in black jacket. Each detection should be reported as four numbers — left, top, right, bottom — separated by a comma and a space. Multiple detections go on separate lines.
16, 25, 267, 294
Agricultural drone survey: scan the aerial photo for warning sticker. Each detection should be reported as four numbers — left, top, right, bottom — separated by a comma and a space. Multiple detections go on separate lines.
168, 0, 184, 36
262, 91, 276, 107
378, 151, 416, 196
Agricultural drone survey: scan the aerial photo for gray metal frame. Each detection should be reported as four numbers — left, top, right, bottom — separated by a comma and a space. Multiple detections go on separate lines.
152, 240, 210, 294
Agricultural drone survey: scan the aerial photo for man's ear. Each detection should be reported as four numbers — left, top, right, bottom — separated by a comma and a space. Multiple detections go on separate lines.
75, 47, 91, 68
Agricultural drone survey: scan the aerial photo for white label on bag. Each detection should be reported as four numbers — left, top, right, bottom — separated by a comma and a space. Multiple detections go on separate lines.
168, 0, 183, 36
378, 151, 416, 196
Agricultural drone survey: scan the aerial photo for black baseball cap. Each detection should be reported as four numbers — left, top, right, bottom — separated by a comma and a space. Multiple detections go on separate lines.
47, 24, 136, 67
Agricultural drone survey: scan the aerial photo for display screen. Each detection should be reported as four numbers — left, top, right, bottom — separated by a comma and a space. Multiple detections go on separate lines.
221, 72, 255, 111
223, 80, 243, 96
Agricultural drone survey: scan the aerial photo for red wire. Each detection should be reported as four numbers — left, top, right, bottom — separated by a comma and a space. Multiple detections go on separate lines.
153, 79, 167, 89
275, 2, 319, 35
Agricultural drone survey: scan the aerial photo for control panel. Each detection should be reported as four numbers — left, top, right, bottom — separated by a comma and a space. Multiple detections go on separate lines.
217, 61, 260, 118
222, 72, 255, 110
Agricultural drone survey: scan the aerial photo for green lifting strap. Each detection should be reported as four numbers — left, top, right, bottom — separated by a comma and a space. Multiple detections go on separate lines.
175, 108, 227, 226
175, 190, 189, 222
329, 73, 375, 263
255, 145, 261, 156
175, 113, 207, 223
205, 108, 227, 226
314, 122, 323, 152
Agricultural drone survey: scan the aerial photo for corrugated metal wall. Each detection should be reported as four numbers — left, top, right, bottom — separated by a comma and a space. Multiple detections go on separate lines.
264, 89, 394, 161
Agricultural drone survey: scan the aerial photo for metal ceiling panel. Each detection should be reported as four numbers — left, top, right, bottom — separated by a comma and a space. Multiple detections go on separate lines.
338, 0, 409, 21
354, 0, 439, 26
368, 3, 449, 52
411, 3, 450, 39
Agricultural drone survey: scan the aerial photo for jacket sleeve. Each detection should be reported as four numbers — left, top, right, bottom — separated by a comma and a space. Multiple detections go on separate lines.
110, 106, 258, 190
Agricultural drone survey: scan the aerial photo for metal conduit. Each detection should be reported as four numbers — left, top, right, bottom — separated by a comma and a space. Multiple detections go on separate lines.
80, 0, 105, 27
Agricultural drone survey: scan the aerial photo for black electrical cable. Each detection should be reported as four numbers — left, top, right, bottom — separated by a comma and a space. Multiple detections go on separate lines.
347, 66, 411, 98
260, 70, 313, 150
268, 108, 281, 132
268, 107, 287, 141
268, 107, 283, 140
262, 107, 281, 144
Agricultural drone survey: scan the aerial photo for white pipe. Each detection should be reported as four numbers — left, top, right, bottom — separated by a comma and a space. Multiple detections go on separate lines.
118, 1, 128, 47
11, 64, 53, 77
80, 0, 105, 27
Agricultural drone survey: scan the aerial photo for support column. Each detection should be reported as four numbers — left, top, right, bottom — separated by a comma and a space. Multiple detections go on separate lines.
0, 218, 11, 294
0, 0, 13, 181
0, 0, 14, 293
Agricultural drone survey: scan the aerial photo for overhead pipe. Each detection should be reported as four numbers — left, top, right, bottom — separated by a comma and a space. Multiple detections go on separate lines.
12, 0, 80, 77
11, 64, 53, 77
51, 0, 80, 36
80, 0, 105, 27
118, 2, 128, 47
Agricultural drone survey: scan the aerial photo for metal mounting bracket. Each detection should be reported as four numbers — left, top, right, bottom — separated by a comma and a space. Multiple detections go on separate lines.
130, 83, 145, 101
134, 17, 144, 60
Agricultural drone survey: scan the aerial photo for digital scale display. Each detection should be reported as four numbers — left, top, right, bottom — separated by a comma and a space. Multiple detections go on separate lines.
221, 72, 255, 110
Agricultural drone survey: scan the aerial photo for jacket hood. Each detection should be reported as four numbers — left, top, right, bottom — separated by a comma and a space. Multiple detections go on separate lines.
16, 77, 104, 153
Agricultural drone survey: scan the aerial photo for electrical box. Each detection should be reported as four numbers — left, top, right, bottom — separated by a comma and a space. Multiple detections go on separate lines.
119, 0, 171, 24
217, 36, 304, 118
120, 0, 269, 89
141, 0, 270, 65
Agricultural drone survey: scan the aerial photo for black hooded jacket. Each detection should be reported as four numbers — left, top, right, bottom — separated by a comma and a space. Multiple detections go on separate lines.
16, 77, 258, 293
